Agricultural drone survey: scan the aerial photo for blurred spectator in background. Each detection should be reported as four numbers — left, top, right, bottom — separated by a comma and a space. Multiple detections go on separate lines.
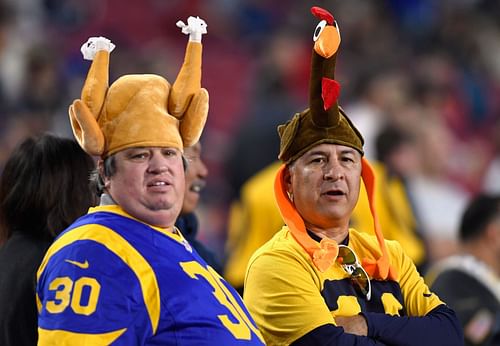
175, 141, 222, 273
427, 193, 500, 346
482, 118, 500, 194
224, 28, 309, 199
351, 124, 429, 273
407, 115, 470, 262
0, 133, 96, 346
224, 160, 283, 294
344, 68, 412, 160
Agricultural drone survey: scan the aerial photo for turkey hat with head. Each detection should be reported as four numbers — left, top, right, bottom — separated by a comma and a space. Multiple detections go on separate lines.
274, 6, 398, 281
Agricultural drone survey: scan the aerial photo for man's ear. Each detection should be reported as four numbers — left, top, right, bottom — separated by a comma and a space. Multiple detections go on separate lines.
97, 159, 110, 188
484, 221, 499, 244
283, 165, 293, 195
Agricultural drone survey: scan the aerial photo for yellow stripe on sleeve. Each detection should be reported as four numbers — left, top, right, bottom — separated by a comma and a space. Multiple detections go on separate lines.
36, 293, 42, 313
38, 327, 126, 345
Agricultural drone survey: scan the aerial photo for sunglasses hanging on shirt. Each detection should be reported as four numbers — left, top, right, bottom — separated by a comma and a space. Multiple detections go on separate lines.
337, 245, 372, 300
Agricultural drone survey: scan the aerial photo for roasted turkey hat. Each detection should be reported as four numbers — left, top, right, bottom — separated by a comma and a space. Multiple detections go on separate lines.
69, 35, 208, 158
274, 6, 398, 281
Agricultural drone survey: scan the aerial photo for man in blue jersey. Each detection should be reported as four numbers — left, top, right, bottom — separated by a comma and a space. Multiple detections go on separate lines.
243, 6, 463, 346
36, 18, 264, 345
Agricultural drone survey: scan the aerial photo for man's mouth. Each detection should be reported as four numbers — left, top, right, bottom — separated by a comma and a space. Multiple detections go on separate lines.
153, 181, 167, 186
148, 180, 171, 187
189, 181, 206, 193
322, 189, 345, 196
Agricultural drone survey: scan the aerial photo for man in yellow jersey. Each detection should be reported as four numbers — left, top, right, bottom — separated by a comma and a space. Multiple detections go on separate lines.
224, 160, 284, 293
36, 17, 264, 345
243, 6, 462, 345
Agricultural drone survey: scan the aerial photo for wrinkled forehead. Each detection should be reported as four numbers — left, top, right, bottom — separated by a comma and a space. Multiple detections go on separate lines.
117, 146, 183, 154
295, 143, 361, 162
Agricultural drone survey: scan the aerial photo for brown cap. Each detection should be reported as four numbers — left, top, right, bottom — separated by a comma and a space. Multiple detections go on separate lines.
277, 107, 364, 164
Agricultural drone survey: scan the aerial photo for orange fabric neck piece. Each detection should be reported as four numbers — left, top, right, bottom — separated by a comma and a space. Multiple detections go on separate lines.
360, 158, 398, 280
274, 164, 338, 272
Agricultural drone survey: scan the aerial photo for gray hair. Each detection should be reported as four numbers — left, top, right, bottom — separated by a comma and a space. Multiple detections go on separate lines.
90, 155, 117, 196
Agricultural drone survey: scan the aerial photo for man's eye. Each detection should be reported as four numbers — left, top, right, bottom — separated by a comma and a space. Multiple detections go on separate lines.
132, 153, 148, 159
163, 149, 178, 157
311, 157, 325, 164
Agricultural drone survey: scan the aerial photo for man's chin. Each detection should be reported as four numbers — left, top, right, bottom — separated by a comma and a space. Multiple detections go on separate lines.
144, 200, 182, 219
142, 209, 179, 228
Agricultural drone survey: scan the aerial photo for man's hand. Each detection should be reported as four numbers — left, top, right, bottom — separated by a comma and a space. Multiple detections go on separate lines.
335, 315, 368, 336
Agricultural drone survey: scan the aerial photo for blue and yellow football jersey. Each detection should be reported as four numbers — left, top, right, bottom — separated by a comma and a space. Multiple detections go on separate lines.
37, 205, 264, 345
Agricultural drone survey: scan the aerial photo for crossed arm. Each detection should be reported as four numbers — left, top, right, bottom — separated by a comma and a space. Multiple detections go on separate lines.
293, 304, 462, 345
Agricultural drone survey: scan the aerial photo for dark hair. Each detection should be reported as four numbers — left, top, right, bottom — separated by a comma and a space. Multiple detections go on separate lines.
459, 193, 500, 242
0, 133, 97, 242
375, 125, 412, 163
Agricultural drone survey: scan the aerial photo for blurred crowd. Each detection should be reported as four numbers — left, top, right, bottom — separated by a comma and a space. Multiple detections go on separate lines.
0, 0, 499, 266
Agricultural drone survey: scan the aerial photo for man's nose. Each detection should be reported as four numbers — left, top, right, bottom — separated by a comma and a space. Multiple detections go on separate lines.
198, 160, 208, 178
147, 152, 169, 173
323, 161, 343, 181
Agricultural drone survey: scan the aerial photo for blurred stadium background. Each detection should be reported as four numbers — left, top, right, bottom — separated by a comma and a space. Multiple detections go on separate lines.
0, 0, 498, 264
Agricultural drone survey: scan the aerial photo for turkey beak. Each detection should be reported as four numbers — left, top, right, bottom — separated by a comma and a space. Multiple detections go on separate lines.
314, 25, 341, 59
